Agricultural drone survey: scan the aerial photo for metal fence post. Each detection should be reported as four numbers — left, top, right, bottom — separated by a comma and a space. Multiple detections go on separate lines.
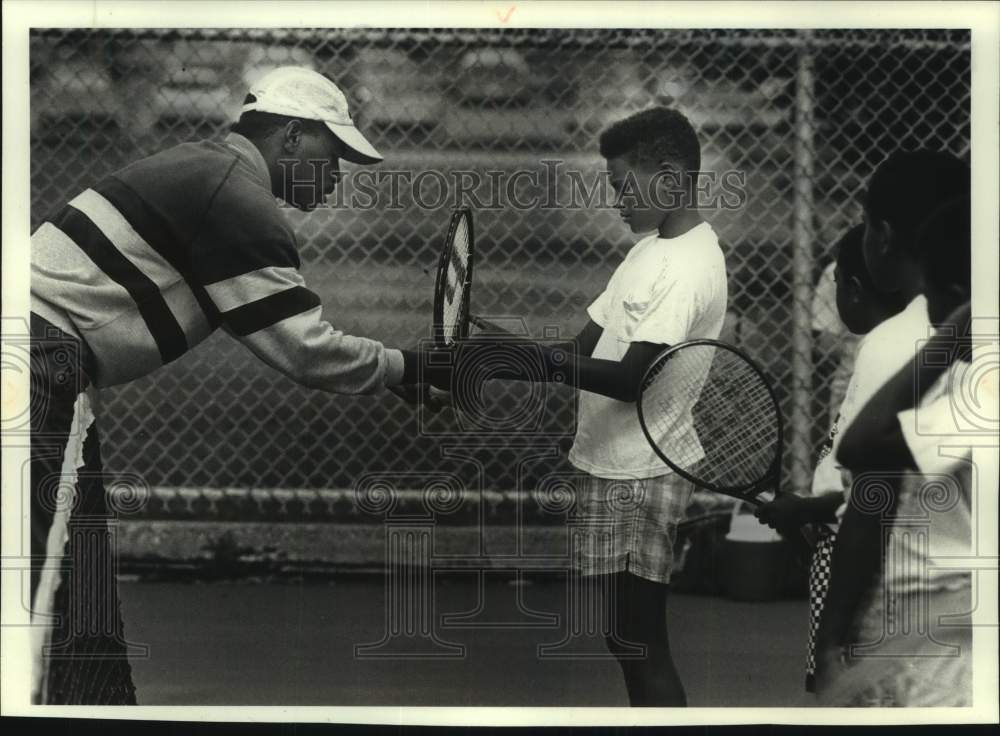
790, 31, 816, 493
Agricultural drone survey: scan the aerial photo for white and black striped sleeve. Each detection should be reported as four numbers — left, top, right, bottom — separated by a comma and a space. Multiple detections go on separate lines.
204, 265, 394, 394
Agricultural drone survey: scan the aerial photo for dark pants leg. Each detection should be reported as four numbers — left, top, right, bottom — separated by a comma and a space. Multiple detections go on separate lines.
602, 571, 687, 707
30, 315, 136, 704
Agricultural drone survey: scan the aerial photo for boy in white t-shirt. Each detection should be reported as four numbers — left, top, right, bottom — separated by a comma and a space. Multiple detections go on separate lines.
480, 108, 727, 706
755, 224, 907, 692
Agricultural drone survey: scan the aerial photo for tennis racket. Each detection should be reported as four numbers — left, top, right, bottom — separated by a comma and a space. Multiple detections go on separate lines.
432, 207, 518, 340
428, 208, 543, 413
388, 209, 476, 407
433, 208, 475, 348
637, 339, 814, 545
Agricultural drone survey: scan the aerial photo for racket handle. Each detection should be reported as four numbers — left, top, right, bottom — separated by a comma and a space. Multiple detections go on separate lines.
469, 314, 517, 335
798, 524, 819, 549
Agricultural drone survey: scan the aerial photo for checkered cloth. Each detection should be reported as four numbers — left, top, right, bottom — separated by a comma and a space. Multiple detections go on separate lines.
805, 529, 837, 692
571, 473, 694, 584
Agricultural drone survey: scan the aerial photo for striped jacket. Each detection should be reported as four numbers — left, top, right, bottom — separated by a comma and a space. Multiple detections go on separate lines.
31, 133, 397, 393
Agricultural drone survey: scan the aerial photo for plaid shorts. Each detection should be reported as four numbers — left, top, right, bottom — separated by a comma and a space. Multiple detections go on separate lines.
570, 473, 694, 584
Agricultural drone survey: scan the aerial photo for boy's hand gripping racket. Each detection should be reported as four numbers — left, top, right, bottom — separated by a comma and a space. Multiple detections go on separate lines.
637, 339, 815, 546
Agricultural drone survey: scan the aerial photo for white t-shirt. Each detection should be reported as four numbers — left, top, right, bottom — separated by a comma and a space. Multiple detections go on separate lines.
809, 335, 866, 528
830, 295, 933, 525
810, 260, 847, 338
811, 260, 860, 423
890, 358, 997, 595
568, 222, 728, 479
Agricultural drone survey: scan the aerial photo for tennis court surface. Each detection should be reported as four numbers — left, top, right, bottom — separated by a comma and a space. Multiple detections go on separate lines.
120, 577, 808, 706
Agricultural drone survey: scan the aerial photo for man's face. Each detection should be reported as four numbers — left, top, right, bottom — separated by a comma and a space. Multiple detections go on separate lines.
606, 156, 663, 235
279, 123, 344, 211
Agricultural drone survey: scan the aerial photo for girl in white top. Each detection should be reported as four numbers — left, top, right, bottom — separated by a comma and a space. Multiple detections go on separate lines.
755, 225, 908, 692
825, 193, 983, 706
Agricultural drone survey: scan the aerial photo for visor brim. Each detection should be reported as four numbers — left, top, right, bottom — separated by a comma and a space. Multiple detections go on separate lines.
326, 121, 383, 164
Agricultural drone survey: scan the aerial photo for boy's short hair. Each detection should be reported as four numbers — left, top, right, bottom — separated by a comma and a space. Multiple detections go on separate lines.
230, 95, 328, 140
865, 150, 970, 250
916, 195, 971, 293
599, 107, 701, 173
835, 223, 908, 312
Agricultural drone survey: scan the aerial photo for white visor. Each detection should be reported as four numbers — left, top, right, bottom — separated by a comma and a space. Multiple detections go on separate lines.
242, 66, 383, 164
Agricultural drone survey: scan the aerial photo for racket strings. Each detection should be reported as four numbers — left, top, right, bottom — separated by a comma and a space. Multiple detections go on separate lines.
694, 364, 777, 486
641, 344, 780, 490
441, 218, 471, 346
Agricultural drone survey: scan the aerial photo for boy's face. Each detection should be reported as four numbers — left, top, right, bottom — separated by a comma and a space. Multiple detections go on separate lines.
606, 156, 670, 235
834, 263, 872, 335
861, 206, 898, 292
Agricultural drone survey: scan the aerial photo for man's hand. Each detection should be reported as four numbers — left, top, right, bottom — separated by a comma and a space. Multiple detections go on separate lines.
386, 383, 450, 412
400, 347, 456, 391
427, 385, 453, 409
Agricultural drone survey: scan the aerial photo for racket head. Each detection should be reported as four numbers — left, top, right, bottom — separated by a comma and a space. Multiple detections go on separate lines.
433, 208, 475, 348
636, 339, 784, 503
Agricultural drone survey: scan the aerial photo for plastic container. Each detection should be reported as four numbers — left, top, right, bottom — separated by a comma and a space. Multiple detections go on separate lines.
722, 502, 787, 602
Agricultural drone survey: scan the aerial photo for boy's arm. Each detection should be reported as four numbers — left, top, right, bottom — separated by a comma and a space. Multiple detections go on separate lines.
559, 317, 660, 402
755, 491, 842, 530
836, 301, 971, 471
573, 319, 604, 358
479, 253, 714, 402
468, 336, 665, 403
394, 318, 608, 403
835, 361, 918, 472
560, 340, 665, 403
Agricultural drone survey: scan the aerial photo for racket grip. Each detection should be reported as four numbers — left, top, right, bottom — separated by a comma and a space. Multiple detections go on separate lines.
469, 314, 516, 335
798, 524, 819, 549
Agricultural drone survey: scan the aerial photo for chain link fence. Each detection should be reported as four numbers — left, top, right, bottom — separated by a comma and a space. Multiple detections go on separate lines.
29, 28, 971, 509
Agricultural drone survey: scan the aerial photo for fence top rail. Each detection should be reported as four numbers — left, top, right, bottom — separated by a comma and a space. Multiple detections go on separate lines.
29, 27, 971, 53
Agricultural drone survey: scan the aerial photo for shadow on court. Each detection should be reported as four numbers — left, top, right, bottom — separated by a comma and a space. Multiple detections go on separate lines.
120, 576, 808, 706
